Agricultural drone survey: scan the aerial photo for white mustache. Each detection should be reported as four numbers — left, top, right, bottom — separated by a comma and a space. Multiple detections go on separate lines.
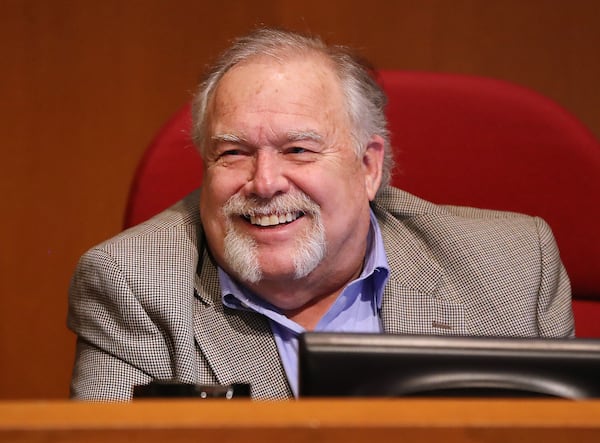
222, 191, 320, 218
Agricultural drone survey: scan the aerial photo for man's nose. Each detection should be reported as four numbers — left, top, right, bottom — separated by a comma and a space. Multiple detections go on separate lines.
245, 150, 290, 198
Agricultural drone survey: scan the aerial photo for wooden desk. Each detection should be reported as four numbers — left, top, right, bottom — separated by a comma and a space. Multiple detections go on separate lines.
2, 399, 600, 442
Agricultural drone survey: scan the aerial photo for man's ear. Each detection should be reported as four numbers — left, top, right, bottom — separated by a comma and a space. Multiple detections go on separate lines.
361, 135, 385, 201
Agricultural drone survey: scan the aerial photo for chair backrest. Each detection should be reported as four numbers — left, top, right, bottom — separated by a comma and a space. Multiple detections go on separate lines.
124, 103, 200, 228
124, 70, 600, 335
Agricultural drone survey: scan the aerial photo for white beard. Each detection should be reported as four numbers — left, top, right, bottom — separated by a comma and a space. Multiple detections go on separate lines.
222, 191, 326, 284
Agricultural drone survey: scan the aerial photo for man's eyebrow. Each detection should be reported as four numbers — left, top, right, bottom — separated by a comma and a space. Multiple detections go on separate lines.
286, 130, 323, 143
211, 133, 246, 144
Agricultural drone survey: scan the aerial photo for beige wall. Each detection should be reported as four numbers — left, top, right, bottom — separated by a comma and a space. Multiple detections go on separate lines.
1, 0, 598, 399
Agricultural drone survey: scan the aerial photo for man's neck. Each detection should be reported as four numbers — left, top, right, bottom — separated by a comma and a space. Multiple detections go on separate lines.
245, 262, 364, 330
281, 285, 348, 330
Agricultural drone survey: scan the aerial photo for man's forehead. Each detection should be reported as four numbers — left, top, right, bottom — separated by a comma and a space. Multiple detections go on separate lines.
217, 52, 339, 95
204, 52, 350, 149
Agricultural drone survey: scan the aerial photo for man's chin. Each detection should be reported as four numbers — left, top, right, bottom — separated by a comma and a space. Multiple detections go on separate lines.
252, 266, 301, 283
226, 260, 300, 286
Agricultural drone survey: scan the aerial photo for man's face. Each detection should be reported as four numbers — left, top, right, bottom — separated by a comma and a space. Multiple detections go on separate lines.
200, 54, 383, 309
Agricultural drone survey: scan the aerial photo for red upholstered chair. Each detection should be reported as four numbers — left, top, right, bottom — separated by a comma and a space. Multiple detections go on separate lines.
123, 103, 200, 227
124, 71, 600, 337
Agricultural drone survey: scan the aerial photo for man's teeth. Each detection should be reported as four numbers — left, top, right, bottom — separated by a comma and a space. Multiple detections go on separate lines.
249, 212, 300, 227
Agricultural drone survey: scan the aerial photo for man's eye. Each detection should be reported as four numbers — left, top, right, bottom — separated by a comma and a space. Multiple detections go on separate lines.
287, 147, 307, 154
220, 149, 244, 157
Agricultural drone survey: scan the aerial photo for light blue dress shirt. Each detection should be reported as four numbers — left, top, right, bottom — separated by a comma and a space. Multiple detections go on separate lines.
219, 210, 390, 397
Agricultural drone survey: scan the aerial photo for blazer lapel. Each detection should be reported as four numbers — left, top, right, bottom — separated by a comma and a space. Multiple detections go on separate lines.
375, 205, 467, 335
192, 249, 292, 399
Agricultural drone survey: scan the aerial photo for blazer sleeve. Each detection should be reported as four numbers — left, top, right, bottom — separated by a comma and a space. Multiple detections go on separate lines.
535, 217, 575, 337
67, 247, 171, 400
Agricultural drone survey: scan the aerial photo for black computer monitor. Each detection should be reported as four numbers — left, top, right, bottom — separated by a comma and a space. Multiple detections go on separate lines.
298, 333, 600, 398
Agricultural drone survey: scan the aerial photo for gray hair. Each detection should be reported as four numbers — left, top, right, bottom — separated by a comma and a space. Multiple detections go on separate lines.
191, 28, 394, 189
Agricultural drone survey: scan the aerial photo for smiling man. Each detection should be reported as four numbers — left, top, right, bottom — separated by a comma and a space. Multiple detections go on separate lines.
199, 51, 384, 329
68, 28, 574, 401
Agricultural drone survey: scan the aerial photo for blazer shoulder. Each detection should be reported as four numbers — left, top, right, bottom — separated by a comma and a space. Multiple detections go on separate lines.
93, 189, 203, 253
372, 186, 551, 278
373, 186, 535, 222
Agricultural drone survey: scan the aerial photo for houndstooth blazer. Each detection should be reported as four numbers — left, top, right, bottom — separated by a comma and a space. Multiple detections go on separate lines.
67, 186, 574, 401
